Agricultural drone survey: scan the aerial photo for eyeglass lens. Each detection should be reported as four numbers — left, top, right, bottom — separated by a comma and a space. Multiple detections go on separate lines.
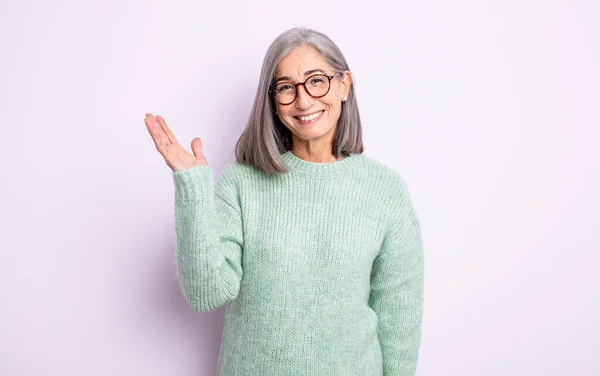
274, 75, 331, 104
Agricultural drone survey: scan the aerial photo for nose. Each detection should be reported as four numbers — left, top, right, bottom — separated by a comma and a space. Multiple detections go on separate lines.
294, 84, 314, 109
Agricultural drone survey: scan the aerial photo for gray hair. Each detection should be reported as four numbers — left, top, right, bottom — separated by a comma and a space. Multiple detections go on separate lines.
234, 27, 364, 175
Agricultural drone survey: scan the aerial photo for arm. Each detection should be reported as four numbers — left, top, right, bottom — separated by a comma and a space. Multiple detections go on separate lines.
369, 179, 424, 376
172, 164, 244, 312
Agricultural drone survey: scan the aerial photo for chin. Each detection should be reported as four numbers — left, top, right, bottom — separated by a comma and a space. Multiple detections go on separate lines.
282, 116, 336, 139
297, 125, 335, 140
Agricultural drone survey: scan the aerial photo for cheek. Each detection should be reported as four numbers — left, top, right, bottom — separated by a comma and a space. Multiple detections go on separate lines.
275, 106, 291, 120
325, 99, 341, 116
278, 111, 295, 126
325, 91, 341, 109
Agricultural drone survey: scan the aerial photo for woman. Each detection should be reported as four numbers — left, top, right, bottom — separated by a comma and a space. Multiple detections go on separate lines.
144, 27, 424, 376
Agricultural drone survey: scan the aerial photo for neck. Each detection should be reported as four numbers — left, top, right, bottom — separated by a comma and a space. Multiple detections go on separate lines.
280, 150, 362, 177
290, 145, 342, 163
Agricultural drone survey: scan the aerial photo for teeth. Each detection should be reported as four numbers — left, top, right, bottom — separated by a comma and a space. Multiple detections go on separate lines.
299, 111, 322, 121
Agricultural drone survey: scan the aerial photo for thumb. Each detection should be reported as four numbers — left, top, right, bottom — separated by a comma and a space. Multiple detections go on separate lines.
191, 137, 203, 157
190, 137, 207, 164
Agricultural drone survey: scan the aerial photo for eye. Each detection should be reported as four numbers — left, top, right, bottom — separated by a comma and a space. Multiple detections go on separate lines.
308, 76, 326, 85
276, 83, 294, 93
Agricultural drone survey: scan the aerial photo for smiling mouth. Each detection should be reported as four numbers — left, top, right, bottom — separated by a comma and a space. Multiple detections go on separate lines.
294, 110, 324, 121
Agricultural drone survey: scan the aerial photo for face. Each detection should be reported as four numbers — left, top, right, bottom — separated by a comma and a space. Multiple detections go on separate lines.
273, 44, 352, 146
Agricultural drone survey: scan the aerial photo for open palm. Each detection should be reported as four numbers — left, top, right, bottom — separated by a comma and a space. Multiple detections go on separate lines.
144, 113, 208, 172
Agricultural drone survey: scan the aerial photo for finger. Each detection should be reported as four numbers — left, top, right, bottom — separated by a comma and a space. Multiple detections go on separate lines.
156, 115, 178, 144
144, 115, 169, 146
144, 115, 172, 151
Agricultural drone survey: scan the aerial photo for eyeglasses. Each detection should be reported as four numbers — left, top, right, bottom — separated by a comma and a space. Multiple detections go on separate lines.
270, 72, 343, 105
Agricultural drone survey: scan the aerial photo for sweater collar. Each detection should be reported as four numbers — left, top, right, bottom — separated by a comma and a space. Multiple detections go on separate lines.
281, 150, 363, 177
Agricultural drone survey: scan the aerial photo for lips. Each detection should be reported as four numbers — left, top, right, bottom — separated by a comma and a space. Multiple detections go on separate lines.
294, 110, 324, 121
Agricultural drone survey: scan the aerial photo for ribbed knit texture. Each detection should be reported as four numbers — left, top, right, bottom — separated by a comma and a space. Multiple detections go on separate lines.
172, 150, 424, 376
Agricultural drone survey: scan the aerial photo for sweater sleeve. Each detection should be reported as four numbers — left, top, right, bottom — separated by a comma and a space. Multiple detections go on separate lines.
171, 164, 244, 312
369, 178, 424, 376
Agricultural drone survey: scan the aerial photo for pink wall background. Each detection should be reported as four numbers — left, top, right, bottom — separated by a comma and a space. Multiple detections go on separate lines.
2, 0, 598, 375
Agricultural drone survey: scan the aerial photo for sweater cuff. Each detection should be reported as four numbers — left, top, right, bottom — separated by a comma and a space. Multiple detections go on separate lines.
172, 165, 213, 202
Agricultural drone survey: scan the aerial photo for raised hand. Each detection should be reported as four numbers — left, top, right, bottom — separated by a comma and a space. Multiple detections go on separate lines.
144, 113, 208, 172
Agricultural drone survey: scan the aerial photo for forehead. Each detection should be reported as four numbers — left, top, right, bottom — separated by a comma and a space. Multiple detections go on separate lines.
275, 44, 332, 77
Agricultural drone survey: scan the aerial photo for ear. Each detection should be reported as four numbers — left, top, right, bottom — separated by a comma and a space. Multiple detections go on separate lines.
340, 70, 353, 99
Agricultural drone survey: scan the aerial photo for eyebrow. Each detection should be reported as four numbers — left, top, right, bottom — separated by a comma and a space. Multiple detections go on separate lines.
275, 69, 326, 83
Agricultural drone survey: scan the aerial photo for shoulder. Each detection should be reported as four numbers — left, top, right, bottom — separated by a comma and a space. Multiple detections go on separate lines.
215, 159, 261, 190
357, 153, 418, 223
212, 161, 259, 209
358, 153, 410, 195
217, 158, 254, 178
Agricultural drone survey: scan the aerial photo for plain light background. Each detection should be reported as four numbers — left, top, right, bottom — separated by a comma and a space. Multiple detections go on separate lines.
1, 0, 598, 375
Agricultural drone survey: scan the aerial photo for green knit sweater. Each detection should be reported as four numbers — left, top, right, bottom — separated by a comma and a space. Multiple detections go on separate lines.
172, 150, 424, 376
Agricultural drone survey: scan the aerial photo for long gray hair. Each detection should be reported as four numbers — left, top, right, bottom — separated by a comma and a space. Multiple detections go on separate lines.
234, 27, 364, 175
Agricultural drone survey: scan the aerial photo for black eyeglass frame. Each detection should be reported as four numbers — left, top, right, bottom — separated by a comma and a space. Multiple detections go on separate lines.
269, 72, 344, 105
